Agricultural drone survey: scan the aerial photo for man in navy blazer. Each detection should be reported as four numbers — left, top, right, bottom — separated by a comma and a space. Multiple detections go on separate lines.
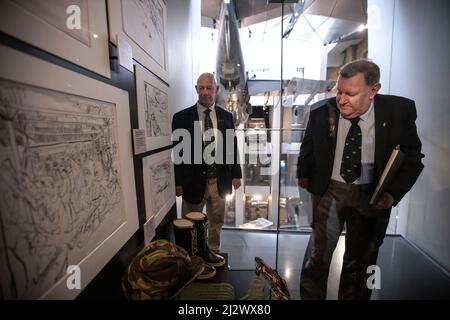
172, 73, 242, 253
297, 59, 424, 299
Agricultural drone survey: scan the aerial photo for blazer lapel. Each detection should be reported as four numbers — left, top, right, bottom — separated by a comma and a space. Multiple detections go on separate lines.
374, 95, 390, 181
188, 104, 199, 122
326, 100, 340, 166
215, 107, 226, 134
186, 105, 202, 153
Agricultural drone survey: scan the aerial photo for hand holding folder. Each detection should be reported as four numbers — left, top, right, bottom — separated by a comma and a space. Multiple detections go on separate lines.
370, 145, 405, 206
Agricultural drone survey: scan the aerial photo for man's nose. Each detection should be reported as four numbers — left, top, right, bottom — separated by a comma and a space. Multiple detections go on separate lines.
339, 94, 348, 103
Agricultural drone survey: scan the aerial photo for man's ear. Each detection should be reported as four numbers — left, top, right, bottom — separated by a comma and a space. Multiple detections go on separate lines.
371, 83, 381, 99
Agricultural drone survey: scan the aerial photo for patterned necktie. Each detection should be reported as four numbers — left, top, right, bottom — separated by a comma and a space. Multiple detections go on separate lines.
204, 109, 216, 178
340, 117, 361, 183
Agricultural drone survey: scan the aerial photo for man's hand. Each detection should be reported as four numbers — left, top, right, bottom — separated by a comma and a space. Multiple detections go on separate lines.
176, 186, 183, 197
232, 178, 241, 190
297, 178, 309, 189
374, 192, 394, 209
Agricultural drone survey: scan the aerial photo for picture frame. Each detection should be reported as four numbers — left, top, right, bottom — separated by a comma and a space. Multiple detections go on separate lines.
142, 149, 176, 226
0, 0, 111, 78
108, 0, 169, 82
0, 44, 138, 299
135, 64, 172, 153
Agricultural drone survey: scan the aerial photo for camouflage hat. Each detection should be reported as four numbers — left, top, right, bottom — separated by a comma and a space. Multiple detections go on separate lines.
122, 239, 204, 300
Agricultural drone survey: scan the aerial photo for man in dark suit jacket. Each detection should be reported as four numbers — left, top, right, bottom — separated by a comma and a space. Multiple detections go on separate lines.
172, 73, 242, 254
297, 59, 424, 299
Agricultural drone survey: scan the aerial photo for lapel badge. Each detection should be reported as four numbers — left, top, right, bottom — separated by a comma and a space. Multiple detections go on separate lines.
382, 121, 386, 127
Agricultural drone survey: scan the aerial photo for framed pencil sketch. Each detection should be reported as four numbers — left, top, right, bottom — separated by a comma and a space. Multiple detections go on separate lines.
142, 149, 176, 227
135, 64, 171, 153
0, 0, 111, 78
0, 45, 138, 299
108, 0, 169, 82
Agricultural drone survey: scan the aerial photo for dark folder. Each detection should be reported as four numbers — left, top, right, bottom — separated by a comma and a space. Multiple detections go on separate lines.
370, 145, 405, 205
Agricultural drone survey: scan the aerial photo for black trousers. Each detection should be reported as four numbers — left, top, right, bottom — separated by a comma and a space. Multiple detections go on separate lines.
300, 180, 390, 300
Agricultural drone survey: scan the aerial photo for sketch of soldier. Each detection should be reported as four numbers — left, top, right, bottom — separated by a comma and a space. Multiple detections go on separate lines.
150, 113, 162, 136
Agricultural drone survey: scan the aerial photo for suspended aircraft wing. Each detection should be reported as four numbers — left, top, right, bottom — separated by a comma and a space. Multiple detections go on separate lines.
248, 78, 334, 95
285, 77, 335, 96
202, 0, 299, 28
247, 79, 288, 96
287, 77, 335, 105
202, 0, 365, 27
248, 78, 335, 105
202, 0, 367, 44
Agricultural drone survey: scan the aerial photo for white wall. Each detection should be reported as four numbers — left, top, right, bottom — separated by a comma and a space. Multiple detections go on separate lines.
166, 0, 201, 218
166, 0, 201, 119
369, 0, 450, 272
367, 0, 395, 94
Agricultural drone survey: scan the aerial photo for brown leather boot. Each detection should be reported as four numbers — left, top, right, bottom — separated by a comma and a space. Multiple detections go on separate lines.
185, 212, 225, 268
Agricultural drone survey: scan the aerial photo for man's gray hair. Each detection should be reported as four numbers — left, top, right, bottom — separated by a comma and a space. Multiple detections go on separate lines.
339, 59, 380, 86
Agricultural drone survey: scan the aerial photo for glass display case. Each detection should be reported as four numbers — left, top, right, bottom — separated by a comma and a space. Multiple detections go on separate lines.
198, 0, 399, 298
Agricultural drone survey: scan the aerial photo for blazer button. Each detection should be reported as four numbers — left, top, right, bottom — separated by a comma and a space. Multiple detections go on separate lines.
202, 171, 206, 175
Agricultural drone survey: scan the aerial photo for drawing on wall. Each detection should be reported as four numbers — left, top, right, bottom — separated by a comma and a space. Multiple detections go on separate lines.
123, 0, 164, 69
0, 0, 110, 78
14, 0, 90, 45
0, 80, 123, 299
0, 45, 138, 299
135, 64, 171, 153
142, 150, 175, 226
144, 81, 169, 137
108, 0, 168, 82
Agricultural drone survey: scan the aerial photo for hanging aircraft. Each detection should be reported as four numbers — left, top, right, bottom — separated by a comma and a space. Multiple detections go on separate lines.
215, 0, 250, 126
204, 0, 366, 126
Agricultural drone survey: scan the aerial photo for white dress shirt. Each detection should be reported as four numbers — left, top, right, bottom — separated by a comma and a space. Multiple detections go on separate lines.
197, 102, 218, 148
197, 102, 218, 134
331, 101, 375, 184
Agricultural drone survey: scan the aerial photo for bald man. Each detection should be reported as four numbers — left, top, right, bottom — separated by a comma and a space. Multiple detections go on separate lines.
172, 73, 242, 255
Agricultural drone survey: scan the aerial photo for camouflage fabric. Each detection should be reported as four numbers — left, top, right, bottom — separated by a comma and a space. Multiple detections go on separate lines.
177, 282, 235, 300
122, 239, 204, 300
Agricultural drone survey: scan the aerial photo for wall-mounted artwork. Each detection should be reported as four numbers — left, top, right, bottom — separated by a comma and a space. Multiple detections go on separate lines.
0, 0, 110, 78
135, 64, 171, 153
142, 149, 175, 226
108, 0, 168, 82
0, 45, 138, 299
